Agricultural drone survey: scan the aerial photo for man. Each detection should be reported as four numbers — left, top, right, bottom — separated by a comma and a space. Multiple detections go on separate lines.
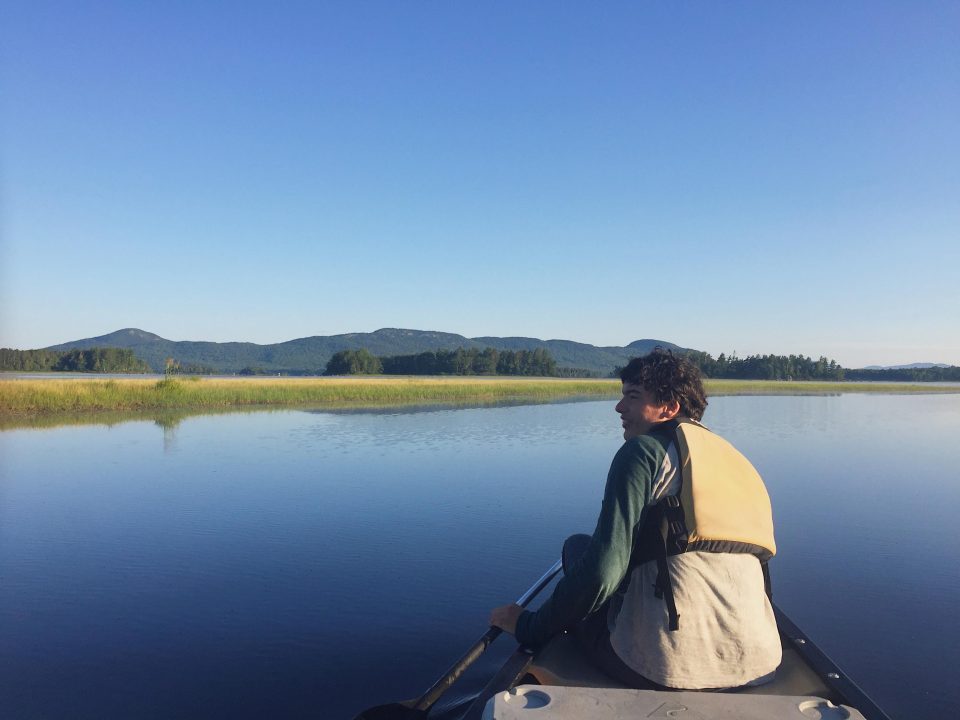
490, 349, 781, 690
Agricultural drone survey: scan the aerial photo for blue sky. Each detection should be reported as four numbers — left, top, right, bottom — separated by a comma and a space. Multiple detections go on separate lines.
2, 1, 958, 367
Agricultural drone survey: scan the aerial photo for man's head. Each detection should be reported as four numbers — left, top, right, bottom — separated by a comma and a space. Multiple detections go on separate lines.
615, 349, 707, 439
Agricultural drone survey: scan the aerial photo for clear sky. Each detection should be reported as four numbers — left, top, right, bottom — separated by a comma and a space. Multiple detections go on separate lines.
2, 1, 958, 367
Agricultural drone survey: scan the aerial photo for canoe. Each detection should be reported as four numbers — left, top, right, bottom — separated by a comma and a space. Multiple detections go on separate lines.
458, 601, 893, 720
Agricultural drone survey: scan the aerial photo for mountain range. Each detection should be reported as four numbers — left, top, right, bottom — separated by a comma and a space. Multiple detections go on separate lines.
48, 328, 686, 375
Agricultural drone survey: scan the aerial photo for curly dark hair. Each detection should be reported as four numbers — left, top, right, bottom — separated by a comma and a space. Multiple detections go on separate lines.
619, 348, 708, 421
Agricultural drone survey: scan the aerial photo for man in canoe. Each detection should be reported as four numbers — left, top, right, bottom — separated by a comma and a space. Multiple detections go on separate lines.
490, 348, 781, 690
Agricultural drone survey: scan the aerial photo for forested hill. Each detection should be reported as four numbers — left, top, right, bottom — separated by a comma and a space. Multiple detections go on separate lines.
44, 328, 685, 375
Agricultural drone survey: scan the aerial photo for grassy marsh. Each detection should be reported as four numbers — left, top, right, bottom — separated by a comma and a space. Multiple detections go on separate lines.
1, 376, 957, 420
0, 376, 619, 416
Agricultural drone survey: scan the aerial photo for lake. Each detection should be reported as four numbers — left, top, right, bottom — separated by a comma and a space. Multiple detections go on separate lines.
2, 393, 959, 719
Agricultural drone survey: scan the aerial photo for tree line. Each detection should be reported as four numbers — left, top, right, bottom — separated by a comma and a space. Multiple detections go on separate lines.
843, 366, 960, 382
324, 347, 587, 377
0, 347, 151, 373
5, 344, 958, 382
680, 351, 845, 381
627, 351, 960, 382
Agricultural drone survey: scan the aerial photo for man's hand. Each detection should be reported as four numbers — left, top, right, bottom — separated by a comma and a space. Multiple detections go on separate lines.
489, 603, 524, 635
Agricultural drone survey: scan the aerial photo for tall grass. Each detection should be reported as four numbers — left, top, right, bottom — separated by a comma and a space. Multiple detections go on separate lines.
0, 376, 620, 415
1, 376, 956, 418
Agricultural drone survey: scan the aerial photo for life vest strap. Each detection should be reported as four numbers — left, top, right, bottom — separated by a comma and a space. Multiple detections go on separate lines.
653, 525, 680, 632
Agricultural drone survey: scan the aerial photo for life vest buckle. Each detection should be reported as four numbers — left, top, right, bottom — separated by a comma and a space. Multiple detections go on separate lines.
665, 495, 681, 508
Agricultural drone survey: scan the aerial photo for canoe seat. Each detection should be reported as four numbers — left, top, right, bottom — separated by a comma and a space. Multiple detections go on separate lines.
527, 632, 624, 688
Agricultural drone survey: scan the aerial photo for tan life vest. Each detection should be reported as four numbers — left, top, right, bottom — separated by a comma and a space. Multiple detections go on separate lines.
672, 418, 776, 559
632, 418, 776, 630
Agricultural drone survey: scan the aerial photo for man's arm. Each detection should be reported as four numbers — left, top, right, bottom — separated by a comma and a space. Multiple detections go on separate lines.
493, 438, 662, 647
489, 603, 523, 634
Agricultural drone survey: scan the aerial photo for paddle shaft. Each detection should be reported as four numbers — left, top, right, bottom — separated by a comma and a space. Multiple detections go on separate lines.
411, 559, 563, 712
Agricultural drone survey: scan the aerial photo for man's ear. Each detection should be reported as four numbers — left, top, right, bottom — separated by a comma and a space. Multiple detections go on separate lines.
660, 400, 681, 420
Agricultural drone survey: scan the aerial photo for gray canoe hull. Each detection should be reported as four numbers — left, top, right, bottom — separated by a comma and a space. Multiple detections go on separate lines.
460, 603, 891, 720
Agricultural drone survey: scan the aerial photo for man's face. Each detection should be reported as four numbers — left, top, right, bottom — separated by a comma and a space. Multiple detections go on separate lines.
615, 382, 674, 440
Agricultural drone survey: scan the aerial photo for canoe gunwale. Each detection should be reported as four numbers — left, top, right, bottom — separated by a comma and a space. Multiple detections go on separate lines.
772, 604, 892, 720
459, 601, 892, 720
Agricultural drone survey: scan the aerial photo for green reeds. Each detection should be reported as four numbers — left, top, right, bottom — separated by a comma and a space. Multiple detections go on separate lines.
0, 376, 620, 416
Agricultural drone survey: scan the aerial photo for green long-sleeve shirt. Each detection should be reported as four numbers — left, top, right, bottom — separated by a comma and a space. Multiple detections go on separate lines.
515, 431, 671, 647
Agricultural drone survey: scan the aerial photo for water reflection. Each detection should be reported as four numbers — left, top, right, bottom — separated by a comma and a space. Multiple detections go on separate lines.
0, 406, 268, 433
1, 394, 959, 719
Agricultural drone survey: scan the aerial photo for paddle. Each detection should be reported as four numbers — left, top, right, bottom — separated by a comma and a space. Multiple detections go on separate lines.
353, 558, 563, 720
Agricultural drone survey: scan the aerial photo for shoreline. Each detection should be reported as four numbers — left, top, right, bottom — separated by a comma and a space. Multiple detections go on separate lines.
1, 376, 959, 419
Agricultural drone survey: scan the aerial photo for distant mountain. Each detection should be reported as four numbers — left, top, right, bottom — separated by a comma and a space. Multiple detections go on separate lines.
47, 328, 687, 375
860, 362, 951, 370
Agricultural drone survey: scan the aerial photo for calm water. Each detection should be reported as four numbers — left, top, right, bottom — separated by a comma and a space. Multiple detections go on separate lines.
2, 394, 959, 719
